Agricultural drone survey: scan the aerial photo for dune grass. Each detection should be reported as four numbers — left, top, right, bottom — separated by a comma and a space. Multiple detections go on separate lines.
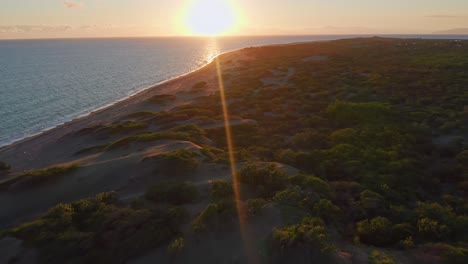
0, 161, 11, 172
74, 144, 108, 156
148, 94, 177, 104
106, 131, 191, 150
0, 163, 80, 190
100, 122, 148, 134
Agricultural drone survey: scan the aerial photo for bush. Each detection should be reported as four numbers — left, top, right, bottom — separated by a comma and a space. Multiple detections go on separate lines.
356, 217, 395, 246
192, 81, 207, 91
312, 199, 341, 222
247, 198, 267, 216
442, 244, 468, 264
170, 124, 205, 139
157, 149, 199, 176
148, 94, 176, 104
167, 238, 185, 256
273, 186, 309, 208
239, 163, 287, 197
417, 218, 449, 241
0, 161, 10, 172
272, 217, 334, 255
399, 236, 415, 249
146, 181, 199, 205
327, 101, 394, 126
288, 174, 332, 198
192, 200, 236, 233
8, 192, 181, 263
106, 132, 192, 150
209, 180, 233, 200
369, 250, 395, 264
0, 163, 79, 190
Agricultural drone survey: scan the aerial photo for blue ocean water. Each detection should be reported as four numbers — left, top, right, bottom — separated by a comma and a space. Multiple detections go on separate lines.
1, 35, 467, 147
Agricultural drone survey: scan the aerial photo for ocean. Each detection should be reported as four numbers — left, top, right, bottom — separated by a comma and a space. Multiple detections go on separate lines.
1, 34, 467, 147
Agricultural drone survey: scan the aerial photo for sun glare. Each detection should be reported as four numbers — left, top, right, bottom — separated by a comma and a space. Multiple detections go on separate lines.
184, 0, 237, 36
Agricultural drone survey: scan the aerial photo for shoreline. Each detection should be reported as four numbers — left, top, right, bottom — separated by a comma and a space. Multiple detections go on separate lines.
0, 37, 327, 151
0, 45, 240, 152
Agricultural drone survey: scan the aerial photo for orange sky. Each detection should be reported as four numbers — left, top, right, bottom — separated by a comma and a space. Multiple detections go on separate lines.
1, 0, 468, 39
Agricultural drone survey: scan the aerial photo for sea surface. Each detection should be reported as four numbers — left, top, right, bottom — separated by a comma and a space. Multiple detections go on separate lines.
1, 34, 467, 147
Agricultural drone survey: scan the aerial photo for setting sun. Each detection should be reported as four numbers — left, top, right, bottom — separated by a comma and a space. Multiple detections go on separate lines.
183, 0, 237, 36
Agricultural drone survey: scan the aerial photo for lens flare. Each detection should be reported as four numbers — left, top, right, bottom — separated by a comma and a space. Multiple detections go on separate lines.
214, 44, 259, 263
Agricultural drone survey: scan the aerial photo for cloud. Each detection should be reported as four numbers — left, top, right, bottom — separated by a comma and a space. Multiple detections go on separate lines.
433, 28, 468, 34
64, 1, 84, 9
0, 25, 72, 33
426, 15, 467, 19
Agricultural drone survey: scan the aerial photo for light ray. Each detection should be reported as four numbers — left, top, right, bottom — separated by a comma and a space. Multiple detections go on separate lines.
214, 42, 259, 264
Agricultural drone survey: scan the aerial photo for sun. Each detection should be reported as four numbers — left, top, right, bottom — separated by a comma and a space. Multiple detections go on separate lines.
183, 0, 237, 36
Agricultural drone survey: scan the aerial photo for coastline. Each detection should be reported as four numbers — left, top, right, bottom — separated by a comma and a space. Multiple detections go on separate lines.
0, 46, 235, 152
0, 40, 292, 151
0, 39, 298, 151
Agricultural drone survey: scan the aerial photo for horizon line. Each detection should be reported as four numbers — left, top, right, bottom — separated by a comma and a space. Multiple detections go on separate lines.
1, 33, 468, 41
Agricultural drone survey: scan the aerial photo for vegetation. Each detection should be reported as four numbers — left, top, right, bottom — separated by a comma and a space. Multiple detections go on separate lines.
148, 94, 177, 104
4, 192, 184, 263
271, 217, 335, 261
238, 162, 288, 197
154, 149, 200, 176
0, 163, 79, 190
0, 161, 10, 172
209, 179, 233, 200
145, 181, 199, 205
368, 250, 395, 264
192, 200, 236, 233
192, 81, 207, 91
167, 238, 185, 256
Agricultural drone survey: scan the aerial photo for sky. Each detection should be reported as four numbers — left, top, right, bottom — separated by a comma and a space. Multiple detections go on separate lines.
1, 0, 468, 39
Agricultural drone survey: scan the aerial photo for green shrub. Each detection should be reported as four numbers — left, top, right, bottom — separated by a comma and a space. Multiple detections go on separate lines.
399, 236, 415, 249
0, 161, 10, 172
106, 121, 148, 134
239, 162, 287, 197
148, 94, 177, 104
156, 149, 199, 176
209, 179, 233, 200
75, 144, 108, 155
273, 186, 309, 208
247, 198, 267, 216
442, 244, 468, 264
8, 192, 181, 263
327, 101, 394, 126
359, 190, 384, 210
192, 81, 207, 90
146, 181, 199, 205
272, 217, 334, 254
192, 200, 236, 233
356, 217, 395, 246
106, 132, 191, 150
369, 250, 395, 264
417, 218, 449, 241
312, 199, 341, 222
288, 174, 331, 197
0, 163, 79, 190
167, 238, 185, 256
170, 124, 205, 139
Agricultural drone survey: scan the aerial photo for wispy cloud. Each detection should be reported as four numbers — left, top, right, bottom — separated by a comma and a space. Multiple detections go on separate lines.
426, 14, 467, 19
64, 0, 84, 9
0, 25, 72, 33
